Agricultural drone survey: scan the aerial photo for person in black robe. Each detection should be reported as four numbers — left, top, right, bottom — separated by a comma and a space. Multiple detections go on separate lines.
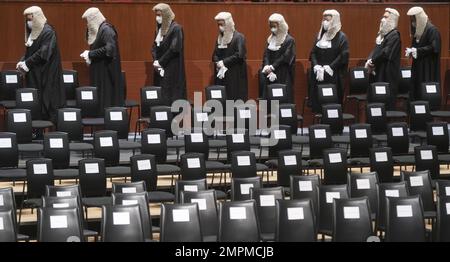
308, 10, 349, 113
406, 7, 441, 100
365, 8, 401, 109
16, 6, 65, 123
258, 13, 296, 101
80, 7, 124, 116
151, 3, 186, 106
212, 12, 248, 101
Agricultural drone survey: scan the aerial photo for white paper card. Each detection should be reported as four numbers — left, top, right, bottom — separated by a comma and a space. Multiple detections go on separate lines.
287, 207, 304, 220
392, 127, 404, 137
415, 105, 426, 114
21, 92, 33, 102
56, 191, 71, 197
33, 164, 47, 174
110, 111, 123, 121
53, 203, 70, 208
0, 138, 12, 148
370, 108, 382, 117
445, 186, 450, 196
327, 109, 339, 119
81, 91, 93, 100
63, 74, 74, 83
354, 71, 364, 79
229, 207, 247, 220
385, 189, 399, 197
137, 159, 151, 171
396, 205, 413, 218
299, 181, 313, 192
426, 85, 437, 93
190, 133, 203, 143
237, 156, 251, 166
99, 137, 113, 147
356, 179, 371, 190
184, 185, 198, 192
122, 187, 137, 194
272, 88, 283, 97
147, 134, 161, 144
13, 113, 26, 123
239, 109, 251, 119
326, 192, 340, 204
50, 215, 68, 229
260, 195, 275, 207
0, 195, 3, 206
355, 129, 367, 138
284, 155, 297, 166
210, 90, 222, 99
410, 176, 424, 187
85, 163, 99, 174
314, 129, 326, 139
187, 158, 201, 168
375, 152, 388, 162
146, 90, 158, 99
191, 198, 207, 211
274, 130, 286, 139
0, 217, 3, 230
401, 70, 411, 78
172, 209, 190, 222
344, 206, 360, 219
155, 112, 168, 121
122, 200, 138, 206
49, 138, 63, 149
113, 212, 130, 225
446, 203, 450, 215
280, 109, 292, 118
329, 153, 342, 163
420, 150, 433, 160
240, 184, 253, 195
232, 134, 244, 143
5, 75, 18, 84
196, 113, 208, 122
63, 112, 77, 121
375, 86, 386, 95
432, 126, 444, 136
322, 88, 333, 97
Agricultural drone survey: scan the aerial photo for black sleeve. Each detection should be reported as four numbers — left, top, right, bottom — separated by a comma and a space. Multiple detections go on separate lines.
24, 30, 56, 69
371, 32, 401, 65
329, 34, 349, 71
223, 34, 246, 68
158, 25, 183, 68
272, 38, 296, 70
416, 27, 441, 58
88, 25, 117, 59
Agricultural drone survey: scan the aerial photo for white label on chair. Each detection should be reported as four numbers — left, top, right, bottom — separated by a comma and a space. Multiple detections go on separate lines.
326, 192, 340, 204
191, 198, 207, 211
344, 206, 360, 219
446, 203, 450, 215
0, 195, 3, 206
375, 86, 386, 95
415, 105, 426, 114
0, 217, 3, 230
190, 133, 203, 143
287, 207, 304, 220
53, 203, 70, 208
420, 150, 433, 160
210, 90, 222, 99
229, 207, 247, 220
147, 134, 161, 144
401, 70, 411, 78
354, 71, 364, 79
240, 184, 253, 195
314, 129, 326, 139
284, 155, 297, 166
432, 126, 444, 136
260, 195, 275, 207
13, 113, 26, 123
0, 138, 12, 148
322, 88, 333, 97
396, 205, 413, 218
81, 91, 93, 100
110, 112, 123, 121
329, 153, 342, 163
299, 181, 313, 192
280, 109, 292, 118
237, 156, 251, 166
63, 74, 74, 83
183, 185, 199, 193
391, 127, 404, 137
410, 176, 424, 187
122, 187, 137, 194
375, 152, 388, 162
33, 164, 47, 174
5, 75, 18, 84
50, 215, 68, 229
63, 112, 77, 121
196, 113, 208, 122
56, 191, 71, 197
327, 109, 339, 119
272, 88, 283, 97
385, 190, 399, 197
232, 134, 244, 143
49, 138, 63, 149
187, 158, 201, 168
113, 212, 130, 225
146, 90, 158, 99
370, 108, 382, 117
122, 200, 138, 206
274, 130, 286, 139
85, 163, 99, 174
356, 179, 371, 190
239, 109, 251, 119
137, 159, 151, 171
99, 137, 113, 147
355, 129, 367, 138
446, 187, 450, 196
155, 112, 168, 121
426, 85, 437, 93
21, 92, 33, 102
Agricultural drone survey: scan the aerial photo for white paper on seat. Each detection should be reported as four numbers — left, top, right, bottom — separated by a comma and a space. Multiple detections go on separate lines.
56, 191, 71, 197
196, 113, 208, 122
240, 184, 253, 195
426, 85, 437, 93
322, 88, 333, 97
415, 105, 426, 114
190, 133, 203, 143
329, 153, 342, 163
147, 134, 161, 144
299, 181, 313, 192
0, 217, 3, 230
327, 109, 339, 119
146, 90, 158, 99
287, 207, 304, 220
122, 200, 138, 206
122, 187, 137, 194
410, 176, 424, 187
63, 112, 77, 121
272, 88, 283, 97
110, 111, 123, 121
191, 198, 207, 211
375, 86, 386, 95
137, 159, 151, 171
0, 195, 3, 206
13, 113, 26, 123
446, 186, 450, 196
53, 203, 70, 209
432, 126, 444, 136
355, 129, 367, 138
284, 155, 297, 166
314, 129, 326, 139
280, 109, 292, 118
5, 75, 18, 84
232, 134, 244, 143
260, 195, 275, 207
344, 206, 360, 219
184, 185, 198, 192
99, 137, 113, 147
113, 212, 130, 225
0, 138, 12, 148
85, 163, 99, 174
375, 152, 388, 162
81, 91, 93, 100
420, 150, 433, 160
401, 70, 411, 78
391, 127, 404, 137
49, 138, 63, 149
396, 205, 413, 218
274, 130, 286, 139
229, 207, 247, 220
354, 70, 364, 79
237, 156, 251, 166
446, 203, 450, 215
21, 92, 33, 102
370, 108, 382, 117
210, 90, 222, 99
155, 111, 168, 121
356, 179, 371, 190
63, 74, 74, 83
385, 189, 399, 197
326, 192, 340, 204
187, 158, 201, 168
33, 164, 47, 174
50, 215, 68, 229
239, 109, 251, 119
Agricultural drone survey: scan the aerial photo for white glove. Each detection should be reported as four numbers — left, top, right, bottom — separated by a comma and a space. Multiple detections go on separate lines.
216, 66, 228, 79
410, 47, 417, 59
316, 67, 324, 82
405, 47, 412, 57
364, 59, 374, 69
80, 50, 91, 65
313, 65, 322, 74
153, 60, 161, 69
262, 65, 272, 74
267, 72, 277, 82
20, 62, 29, 72
158, 68, 165, 77
16, 61, 23, 70
217, 60, 225, 69
323, 65, 333, 77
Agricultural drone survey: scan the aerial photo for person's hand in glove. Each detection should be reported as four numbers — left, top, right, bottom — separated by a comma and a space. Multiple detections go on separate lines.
405, 47, 417, 59
80, 50, 91, 65
153, 60, 161, 69
262, 65, 274, 75
158, 68, 165, 77
16, 61, 29, 74
315, 66, 324, 82
216, 66, 228, 79
323, 65, 333, 77
364, 59, 374, 69
216, 60, 225, 70
267, 72, 277, 82
313, 65, 322, 74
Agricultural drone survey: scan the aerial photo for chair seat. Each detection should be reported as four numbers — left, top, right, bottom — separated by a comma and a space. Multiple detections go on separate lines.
424, 210, 437, 219
125, 99, 139, 108
260, 232, 275, 242
409, 131, 427, 139
292, 135, 309, 144
397, 93, 409, 99
256, 163, 269, 172
209, 139, 226, 148
393, 155, 415, 165
105, 166, 131, 177
136, 117, 150, 124
386, 111, 407, 119
156, 164, 180, 175
66, 100, 77, 107
203, 235, 218, 242
205, 161, 227, 171
0, 168, 26, 180
17, 233, 30, 241
438, 154, 450, 163
32, 120, 54, 129
83, 229, 98, 238
167, 139, 184, 148
250, 136, 261, 146
54, 169, 79, 179
373, 134, 387, 142
69, 142, 93, 151
348, 157, 370, 165
82, 197, 111, 207
147, 191, 175, 203
215, 190, 228, 200
18, 143, 43, 153
118, 140, 141, 150
343, 113, 355, 121
82, 118, 104, 126
297, 115, 304, 121
347, 94, 367, 101
332, 135, 350, 144
265, 159, 278, 168
431, 111, 450, 118
307, 159, 324, 167
24, 198, 42, 207
0, 100, 16, 108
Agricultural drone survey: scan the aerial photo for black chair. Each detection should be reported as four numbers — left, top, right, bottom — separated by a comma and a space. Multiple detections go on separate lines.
104, 107, 140, 151
218, 200, 260, 242
205, 85, 226, 107
349, 123, 372, 160
0, 132, 26, 183
76, 86, 100, 117
62, 70, 79, 107
401, 170, 436, 219
175, 179, 207, 203
387, 122, 410, 155
149, 106, 174, 138
419, 82, 441, 111
93, 130, 131, 179
278, 103, 303, 135
43, 132, 78, 180
375, 182, 409, 232
318, 184, 349, 236
435, 180, 450, 242
251, 187, 284, 241
160, 203, 202, 242
366, 103, 387, 135
369, 147, 394, 183
231, 151, 257, 178
180, 153, 207, 181
112, 181, 146, 194
320, 104, 343, 135
7, 109, 43, 154
45, 185, 81, 202
347, 67, 369, 121
16, 88, 54, 130
308, 124, 332, 160
56, 108, 93, 154
290, 175, 320, 216
0, 209, 17, 242
276, 150, 302, 187
267, 83, 289, 104
368, 82, 407, 119
134, 86, 164, 140
332, 197, 373, 242
233, 104, 258, 137
414, 145, 440, 180
184, 131, 226, 174
275, 199, 317, 242
226, 129, 250, 161
398, 67, 412, 100
317, 83, 339, 109
37, 207, 83, 242
101, 204, 145, 242
427, 122, 449, 154
78, 158, 111, 208
347, 172, 379, 218
409, 101, 432, 134
267, 125, 292, 159
231, 177, 262, 201
323, 148, 348, 185
0, 70, 23, 110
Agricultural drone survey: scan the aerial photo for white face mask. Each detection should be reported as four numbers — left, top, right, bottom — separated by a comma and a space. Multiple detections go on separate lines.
322, 20, 330, 31
219, 25, 225, 33
380, 17, 387, 26
270, 27, 277, 34
27, 20, 33, 29
156, 16, 162, 25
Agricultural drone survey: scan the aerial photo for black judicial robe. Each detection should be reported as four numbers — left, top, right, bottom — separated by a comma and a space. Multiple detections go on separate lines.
259, 34, 296, 101
152, 21, 187, 105
88, 22, 124, 115
368, 29, 401, 109
23, 23, 65, 122
308, 31, 349, 113
212, 31, 248, 101
411, 22, 441, 100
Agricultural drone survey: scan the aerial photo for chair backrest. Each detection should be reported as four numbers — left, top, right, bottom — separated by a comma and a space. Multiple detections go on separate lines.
0, 70, 23, 101
414, 145, 439, 180
419, 82, 441, 110
369, 147, 394, 183
0, 187, 16, 213
0, 209, 17, 242
62, 70, 79, 101
7, 109, 32, 144
43, 132, 70, 169
160, 203, 202, 242
45, 185, 81, 204
268, 125, 292, 158
275, 199, 316, 242
251, 187, 284, 236
104, 107, 129, 139
56, 108, 83, 142
387, 122, 409, 155
278, 103, 298, 134
321, 104, 343, 135
376, 182, 409, 231
333, 197, 373, 242
130, 154, 158, 191
41, 196, 83, 229
205, 85, 226, 105
231, 151, 257, 178
226, 130, 250, 161
308, 124, 333, 159
317, 83, 339, 107
267, 83, 289, 104
76, 86, 99, 118
368, 82, 390, 105
78, 158, 106, 198
349, 123, 372, 158
140, 86, 164, 118
37, 207, 83, 242
398, 66, 412, 94
184, 131, 209, 157
0, 132, 18, 168
366, 103, 387, 135
93, 130, 120, 167
15, 88, 41, 120
231, 177, 262, 201
385, 195, 426, 242
175, 179, 207, 203
180, 153, 207, 181
112, 181, 146, 194
349, 67, 369, 95
26, 158, 54, 199
318, 184, 349, 234
218, 200, 260, 242
323, 148, 348, 185
401, 170, 435, 213
426, 122, 449, 153
233, 104, 257, 135
191, 108, 211, 131
141, 128, 168, 163
290, 175, 320, 215
149, 106, 173, 137
277, 150, 302, 187
435, 180, 450, 242
101, 204, 145, 242
409, 101, 432, 132
347, 172, 379, 216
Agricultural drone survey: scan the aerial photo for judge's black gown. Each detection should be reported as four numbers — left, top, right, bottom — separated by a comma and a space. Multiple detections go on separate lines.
212, 31, 248, 101
88, 21, 124, 116
411, 22, 441, 100
152, 21, 187, 105
308, 31, 349, 113
23, 23, 65, 122
368, 29, 401, 109
258, 34, 296, 101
